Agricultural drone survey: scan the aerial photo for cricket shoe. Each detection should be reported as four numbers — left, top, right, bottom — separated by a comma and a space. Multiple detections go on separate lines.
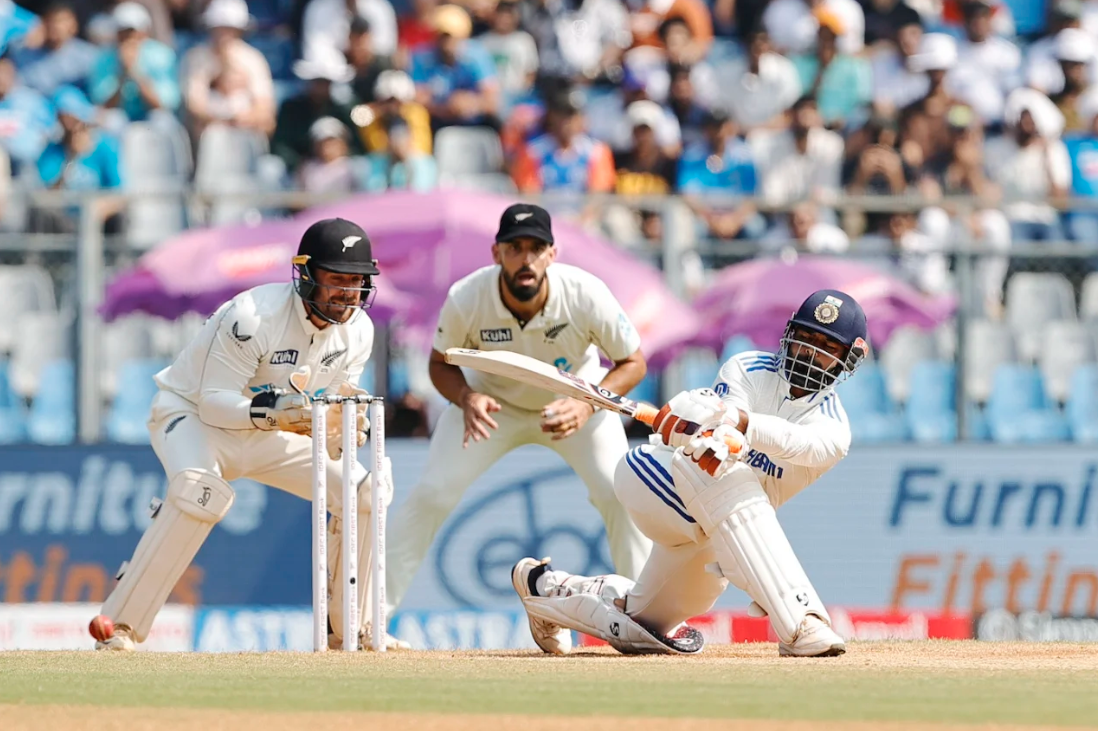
94, 624, 136, 652
328, 625, 412, 651
512, 556, 572, 655
778, 614, 846, 658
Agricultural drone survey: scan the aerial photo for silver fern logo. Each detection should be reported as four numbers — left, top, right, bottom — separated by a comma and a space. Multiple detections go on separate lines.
544, 323, 569, 340
321, 348, 347, 367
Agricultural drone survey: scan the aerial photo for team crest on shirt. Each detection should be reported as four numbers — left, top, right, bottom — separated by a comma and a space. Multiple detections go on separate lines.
544, 322, 569, 341
320, 347, 347, 373
270, 349, 299, 366
480, 328, 513, 343
814, 295, 843, 325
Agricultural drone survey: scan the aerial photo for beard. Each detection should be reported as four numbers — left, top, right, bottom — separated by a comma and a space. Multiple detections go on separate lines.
786, 352, 841, 392
502, 266, 543, 302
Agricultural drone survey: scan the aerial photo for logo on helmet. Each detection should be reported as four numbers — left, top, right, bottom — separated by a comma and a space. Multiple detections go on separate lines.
814, 303, 839, 324
341, 235, 362, 252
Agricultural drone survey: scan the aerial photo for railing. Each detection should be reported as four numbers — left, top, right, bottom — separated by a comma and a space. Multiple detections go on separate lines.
4, 187, 1097, 443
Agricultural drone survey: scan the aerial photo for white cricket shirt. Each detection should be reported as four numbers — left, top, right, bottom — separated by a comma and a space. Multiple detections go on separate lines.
433, 263, 642, 412
713, 350, 852, 504
155, 283, 374, 429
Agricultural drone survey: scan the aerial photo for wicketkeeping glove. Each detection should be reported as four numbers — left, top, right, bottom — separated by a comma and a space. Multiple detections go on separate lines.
250, 389, 312, 434
326, 381, 371, 461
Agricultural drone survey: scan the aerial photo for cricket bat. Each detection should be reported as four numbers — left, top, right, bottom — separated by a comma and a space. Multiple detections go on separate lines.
443, 348, 744, 453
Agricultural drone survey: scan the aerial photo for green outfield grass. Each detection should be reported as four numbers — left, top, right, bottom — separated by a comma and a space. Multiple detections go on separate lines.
2, 642, 1097, 728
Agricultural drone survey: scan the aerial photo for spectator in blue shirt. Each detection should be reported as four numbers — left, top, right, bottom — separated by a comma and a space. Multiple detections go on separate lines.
87, 2, 179, 122
10, 3, 99, 96
37, 85, 122, 191
0, 55, 55, 170
410, 3, 499, 130
0, 0, 39, 56
1064, 98, 1098, 243
29, 85, 122, 232
678, 108, 764, 240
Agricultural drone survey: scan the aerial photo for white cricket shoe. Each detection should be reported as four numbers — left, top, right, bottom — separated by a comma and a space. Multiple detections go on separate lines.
778, 614, 846, 658
512, 556, 572, 655
328, 625, 412, 651
94, 624, 136, 652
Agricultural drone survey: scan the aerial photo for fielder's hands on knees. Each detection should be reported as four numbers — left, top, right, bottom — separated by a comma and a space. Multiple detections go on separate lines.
653, 388, 727, 449
250, 389, 311, 433
540, 397, 595, 441
681, 423, 747, 478
460, 389, 501, 447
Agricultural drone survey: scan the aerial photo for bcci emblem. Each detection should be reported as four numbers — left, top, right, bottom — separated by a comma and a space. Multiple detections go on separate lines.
814, 295, 844, 325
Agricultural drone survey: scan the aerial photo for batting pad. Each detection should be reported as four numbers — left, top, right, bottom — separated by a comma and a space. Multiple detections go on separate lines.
328, 461, 393, 644
522, 575, 704, 655
670, 457, 829, 644
102, 469, 234, 641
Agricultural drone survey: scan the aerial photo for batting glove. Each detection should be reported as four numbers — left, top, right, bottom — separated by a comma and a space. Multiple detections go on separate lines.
652, 388, 728, 450
680, 423, 747, 478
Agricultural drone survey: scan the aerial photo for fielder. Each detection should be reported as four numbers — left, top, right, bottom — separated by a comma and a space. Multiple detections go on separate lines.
386, 203, 653, 611
512, 289, 869, 657
93, 218, 403, 651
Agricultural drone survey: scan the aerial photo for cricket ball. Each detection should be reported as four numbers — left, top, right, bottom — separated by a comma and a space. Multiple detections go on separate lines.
89, 615, 115, 642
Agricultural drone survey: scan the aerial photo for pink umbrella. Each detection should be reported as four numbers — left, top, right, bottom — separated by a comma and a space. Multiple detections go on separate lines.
689, 255, 957, 354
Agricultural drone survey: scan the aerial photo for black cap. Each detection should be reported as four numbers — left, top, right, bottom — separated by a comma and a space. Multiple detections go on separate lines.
495, 203, 554, 245
297, 218, 380, 275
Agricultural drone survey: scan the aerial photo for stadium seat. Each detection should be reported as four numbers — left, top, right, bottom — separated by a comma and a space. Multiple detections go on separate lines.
1005, 273, 1077, 362
434, 126, 504, 179
675, 349, 719, 391
0, 264, 57, 354
27, 359, 75, 445
720, 334, 757, 363
985, 365, 1070, 443
248, 35, 295, 79
122, 123, 187, 249
1038, 321, 1096, 404
880, 325, 938, 404
105, 359, 168, 444
0, 359, 27, 443
100, 315, 158, 399
10, 310, 73, 399
1081, 272, 1098, 324
963, 319, 1015, 404
195, 124, 267, 225
1067, 365, 1098, 443
438, 173, 517, 194
904, 361, 957, 443
834, 362, 908, 443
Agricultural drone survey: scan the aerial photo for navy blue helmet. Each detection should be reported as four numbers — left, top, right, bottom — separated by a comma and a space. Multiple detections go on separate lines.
779, 289, 869, 393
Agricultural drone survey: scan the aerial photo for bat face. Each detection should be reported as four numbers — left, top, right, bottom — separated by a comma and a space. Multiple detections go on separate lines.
443, 348, 644, 418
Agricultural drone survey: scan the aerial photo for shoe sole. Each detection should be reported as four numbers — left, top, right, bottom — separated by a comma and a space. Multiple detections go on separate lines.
511, 558, 565, 656
779, 643, 846, 658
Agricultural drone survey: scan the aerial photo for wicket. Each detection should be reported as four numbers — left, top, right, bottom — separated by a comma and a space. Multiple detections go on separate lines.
310, 394, 387, 652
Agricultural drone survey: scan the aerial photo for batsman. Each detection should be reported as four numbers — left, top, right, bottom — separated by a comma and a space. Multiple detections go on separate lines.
91, 218, 403, 651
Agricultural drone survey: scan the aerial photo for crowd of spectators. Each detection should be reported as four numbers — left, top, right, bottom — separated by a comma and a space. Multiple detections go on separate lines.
1, 0, 1098, 312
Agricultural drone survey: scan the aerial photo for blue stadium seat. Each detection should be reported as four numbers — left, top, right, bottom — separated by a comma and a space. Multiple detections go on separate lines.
835, 362, 907, 443
27, 359, 75, 445
629, 371, 660, 406
720, 334, 757, 363
389, 358, 410, 398
1067, 365, 1098, 443
904, 361, 957, 443
249, 35, 295, 80
1001, 0, 1047, 36
0, 359, 27, 443
106, 359, 168, 444
985, 365, 1070, 443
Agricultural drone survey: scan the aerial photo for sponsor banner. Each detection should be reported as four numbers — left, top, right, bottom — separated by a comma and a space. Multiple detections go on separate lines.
975, 609, 1098, 642
1, 444, 1096, 620
576, 609, 973, 648
0, 603, 193, 651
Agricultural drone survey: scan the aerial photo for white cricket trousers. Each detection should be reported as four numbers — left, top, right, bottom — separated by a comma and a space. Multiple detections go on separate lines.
385, 402, 653, 611
608, 442, 799, 635
147, 392, 367, 508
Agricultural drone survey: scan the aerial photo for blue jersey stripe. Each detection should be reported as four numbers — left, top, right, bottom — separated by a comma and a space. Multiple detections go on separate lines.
635, 450, 684, 507
626, 452, 696, 524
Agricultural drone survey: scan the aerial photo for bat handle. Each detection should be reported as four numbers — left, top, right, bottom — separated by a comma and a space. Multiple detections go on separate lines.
633, 403, 745, 455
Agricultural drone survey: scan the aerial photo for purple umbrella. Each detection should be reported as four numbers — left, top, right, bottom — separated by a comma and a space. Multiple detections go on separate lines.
103, 190, 700, 366
688, 256, 957, 354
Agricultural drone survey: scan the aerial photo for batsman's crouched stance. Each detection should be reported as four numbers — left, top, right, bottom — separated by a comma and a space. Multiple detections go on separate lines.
514, 289, 869, 658
93, 218, 404, 651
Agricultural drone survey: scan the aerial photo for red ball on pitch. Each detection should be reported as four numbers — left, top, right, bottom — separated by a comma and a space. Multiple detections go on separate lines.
88, 615, 114, 642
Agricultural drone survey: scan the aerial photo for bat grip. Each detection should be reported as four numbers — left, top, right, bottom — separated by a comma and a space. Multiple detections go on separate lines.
633, 404, 745, 455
